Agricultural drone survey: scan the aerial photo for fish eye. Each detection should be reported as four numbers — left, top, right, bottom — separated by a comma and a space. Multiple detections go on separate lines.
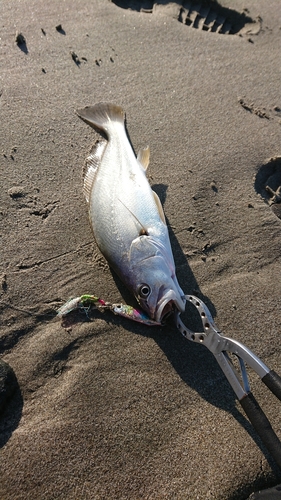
138, 284, 151, 299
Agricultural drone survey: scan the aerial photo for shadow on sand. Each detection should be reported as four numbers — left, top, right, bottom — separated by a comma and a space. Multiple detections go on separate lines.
107, 182, 281, 478
0, 360, 23, 449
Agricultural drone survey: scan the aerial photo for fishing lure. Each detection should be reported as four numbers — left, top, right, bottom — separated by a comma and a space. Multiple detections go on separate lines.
57, 294, 161, 326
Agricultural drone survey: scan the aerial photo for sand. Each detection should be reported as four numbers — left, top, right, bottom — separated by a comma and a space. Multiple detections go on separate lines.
1, 0, 281, 498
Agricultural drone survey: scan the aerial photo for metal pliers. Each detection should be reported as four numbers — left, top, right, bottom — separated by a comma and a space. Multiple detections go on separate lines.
176, 295, 281, 469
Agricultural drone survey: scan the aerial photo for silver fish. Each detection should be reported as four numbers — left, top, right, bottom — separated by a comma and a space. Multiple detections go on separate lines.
76, 103, 185, 322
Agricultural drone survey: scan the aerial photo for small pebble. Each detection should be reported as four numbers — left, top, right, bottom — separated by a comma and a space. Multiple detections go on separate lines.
210, 181, 218, 193
71, 51, 80, 64
15, 32, 26, 45
8, 186, 25, 199
1, 274, 7, 291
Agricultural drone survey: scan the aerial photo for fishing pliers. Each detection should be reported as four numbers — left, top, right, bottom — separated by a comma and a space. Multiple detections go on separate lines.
176, 295, 281, 469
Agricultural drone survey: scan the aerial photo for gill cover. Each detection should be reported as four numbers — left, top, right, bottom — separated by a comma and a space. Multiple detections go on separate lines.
129, 235, 185, 321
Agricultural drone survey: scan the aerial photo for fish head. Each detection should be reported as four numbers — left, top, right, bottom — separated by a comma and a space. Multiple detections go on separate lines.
129, 237, 186, 323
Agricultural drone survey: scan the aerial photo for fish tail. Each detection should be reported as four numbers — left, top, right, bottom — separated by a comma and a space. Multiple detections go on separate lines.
76, 102, 124, 134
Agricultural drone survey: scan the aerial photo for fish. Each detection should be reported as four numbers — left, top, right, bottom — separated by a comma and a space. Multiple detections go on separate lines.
76, 102, 186, 323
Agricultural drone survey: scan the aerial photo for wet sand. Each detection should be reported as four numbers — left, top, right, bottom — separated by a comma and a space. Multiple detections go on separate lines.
1, 0, 281, 498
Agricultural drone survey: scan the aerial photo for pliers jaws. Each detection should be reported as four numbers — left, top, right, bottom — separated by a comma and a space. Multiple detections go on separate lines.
176, 295, 269, 400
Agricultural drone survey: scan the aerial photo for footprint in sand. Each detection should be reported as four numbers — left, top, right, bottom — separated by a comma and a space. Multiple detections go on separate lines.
255, 157, 281, 220
110, 0, 262, 37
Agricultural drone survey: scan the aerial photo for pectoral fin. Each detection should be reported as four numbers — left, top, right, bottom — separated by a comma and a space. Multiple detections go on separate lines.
137, 146, 150, 170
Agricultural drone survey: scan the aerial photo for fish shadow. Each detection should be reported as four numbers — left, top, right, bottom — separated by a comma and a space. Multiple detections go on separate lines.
0, 362, 23, 449
109, 182, 280, 472
152, 182, 214, 315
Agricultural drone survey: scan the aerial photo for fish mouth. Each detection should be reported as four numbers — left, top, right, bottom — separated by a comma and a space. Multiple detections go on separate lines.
155, 291, 186, 324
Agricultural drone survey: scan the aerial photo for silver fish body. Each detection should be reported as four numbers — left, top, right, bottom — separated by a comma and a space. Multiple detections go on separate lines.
76, 103, 185, 322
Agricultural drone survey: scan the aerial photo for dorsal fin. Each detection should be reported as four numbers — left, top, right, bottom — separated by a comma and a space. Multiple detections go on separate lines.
152, 191, 166, 225
137, 146, 150, 170
83, 139, 107, 202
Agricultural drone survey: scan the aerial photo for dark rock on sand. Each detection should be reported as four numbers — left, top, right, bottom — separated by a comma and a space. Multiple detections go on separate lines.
0, 359, 17, 414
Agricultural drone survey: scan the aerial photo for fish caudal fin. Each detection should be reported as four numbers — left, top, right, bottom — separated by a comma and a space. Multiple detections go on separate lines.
83, 139, 107, 202
76, 103, 124, 135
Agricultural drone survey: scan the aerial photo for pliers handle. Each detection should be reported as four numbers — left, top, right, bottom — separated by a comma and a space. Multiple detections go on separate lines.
176, 295, 281, 469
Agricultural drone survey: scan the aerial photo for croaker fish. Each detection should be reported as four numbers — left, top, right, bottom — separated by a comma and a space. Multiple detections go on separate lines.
76, 103, 185, 323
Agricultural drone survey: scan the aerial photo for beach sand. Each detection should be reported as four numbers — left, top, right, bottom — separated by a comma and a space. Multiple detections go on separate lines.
1, 0, 281, 498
